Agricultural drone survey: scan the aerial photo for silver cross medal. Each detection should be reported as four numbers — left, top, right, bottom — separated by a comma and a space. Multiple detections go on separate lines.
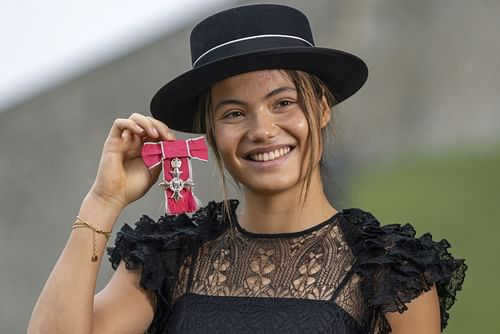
158, 158, 195, 201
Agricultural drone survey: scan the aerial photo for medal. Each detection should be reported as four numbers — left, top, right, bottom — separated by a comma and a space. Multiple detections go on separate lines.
141, 137, 208, 215
159, 157, 195, 201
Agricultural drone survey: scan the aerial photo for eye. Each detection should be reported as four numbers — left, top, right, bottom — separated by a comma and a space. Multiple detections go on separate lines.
222, 110, 245, 119
276, 99, 295, 109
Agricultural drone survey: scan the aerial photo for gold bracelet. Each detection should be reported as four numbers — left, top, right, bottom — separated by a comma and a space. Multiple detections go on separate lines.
72, 216, 112, 262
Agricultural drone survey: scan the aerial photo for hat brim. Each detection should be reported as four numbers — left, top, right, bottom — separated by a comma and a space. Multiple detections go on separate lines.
150, 46, 368, 133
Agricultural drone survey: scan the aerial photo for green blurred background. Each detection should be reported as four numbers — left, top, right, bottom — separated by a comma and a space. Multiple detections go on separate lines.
345, 146, 499, 333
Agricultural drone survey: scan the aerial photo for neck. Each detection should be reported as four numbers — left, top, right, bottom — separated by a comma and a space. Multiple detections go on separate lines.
238, 169, 337, 234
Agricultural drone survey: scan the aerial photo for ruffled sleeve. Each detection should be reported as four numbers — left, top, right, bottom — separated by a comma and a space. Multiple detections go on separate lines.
339, 208, 467, 333
107, 200, 236, 333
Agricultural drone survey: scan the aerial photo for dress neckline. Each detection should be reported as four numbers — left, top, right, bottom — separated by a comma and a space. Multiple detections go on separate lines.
232, 210, 343, 239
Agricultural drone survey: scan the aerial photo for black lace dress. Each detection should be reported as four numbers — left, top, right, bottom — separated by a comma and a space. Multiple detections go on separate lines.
108, 200, 466, 334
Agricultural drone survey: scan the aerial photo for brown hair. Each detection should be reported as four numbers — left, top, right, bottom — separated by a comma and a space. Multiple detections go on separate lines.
194, 70, 336, 219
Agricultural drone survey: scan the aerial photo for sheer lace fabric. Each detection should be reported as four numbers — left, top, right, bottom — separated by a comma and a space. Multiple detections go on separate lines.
173, 216, 365, 321
108, 200, 467, 334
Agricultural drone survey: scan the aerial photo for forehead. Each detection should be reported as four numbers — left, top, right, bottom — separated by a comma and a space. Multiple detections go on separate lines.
210, 70, 295, 100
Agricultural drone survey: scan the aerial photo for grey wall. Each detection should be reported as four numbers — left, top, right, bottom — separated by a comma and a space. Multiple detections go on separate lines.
1, 0, 499, 332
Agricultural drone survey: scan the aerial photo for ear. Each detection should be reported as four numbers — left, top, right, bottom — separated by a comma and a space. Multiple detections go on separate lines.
319, 95, 331, 128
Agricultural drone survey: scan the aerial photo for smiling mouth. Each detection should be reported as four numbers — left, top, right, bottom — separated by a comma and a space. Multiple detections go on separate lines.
246, 146, 293, 162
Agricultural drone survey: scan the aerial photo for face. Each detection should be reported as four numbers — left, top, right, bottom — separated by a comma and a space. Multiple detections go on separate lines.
210, 69, 330, 195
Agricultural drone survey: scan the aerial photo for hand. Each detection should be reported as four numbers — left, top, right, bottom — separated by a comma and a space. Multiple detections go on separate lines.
89, 113, 176, 210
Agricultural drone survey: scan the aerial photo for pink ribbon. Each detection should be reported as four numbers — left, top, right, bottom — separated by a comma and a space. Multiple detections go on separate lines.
141, 136, 208, 215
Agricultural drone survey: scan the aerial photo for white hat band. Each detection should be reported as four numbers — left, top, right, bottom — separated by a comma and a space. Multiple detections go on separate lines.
193, 34, 314, 67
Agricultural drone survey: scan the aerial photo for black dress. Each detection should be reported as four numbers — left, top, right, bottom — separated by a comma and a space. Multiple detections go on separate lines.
108, 200, 466, 334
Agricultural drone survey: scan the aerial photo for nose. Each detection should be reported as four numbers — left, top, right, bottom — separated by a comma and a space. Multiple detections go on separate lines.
246, 108, 279, 141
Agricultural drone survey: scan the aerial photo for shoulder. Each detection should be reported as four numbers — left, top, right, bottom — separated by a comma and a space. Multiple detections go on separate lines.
107, 200, 236, 288
106, 200, 236, 332
338, 208, 433, 261
337, 208, 467, 333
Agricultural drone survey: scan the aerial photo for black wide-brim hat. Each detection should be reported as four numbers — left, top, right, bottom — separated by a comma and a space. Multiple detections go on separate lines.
150, 4, 368, 133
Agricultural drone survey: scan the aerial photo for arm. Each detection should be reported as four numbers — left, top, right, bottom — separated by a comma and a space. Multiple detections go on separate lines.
384, 284, 441, 334
92, 262, 155, 334
28, 114, 174, 334
28, 194, 154, 334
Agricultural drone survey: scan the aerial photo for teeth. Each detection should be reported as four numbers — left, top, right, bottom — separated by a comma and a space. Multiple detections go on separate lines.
250, 147, 291, 162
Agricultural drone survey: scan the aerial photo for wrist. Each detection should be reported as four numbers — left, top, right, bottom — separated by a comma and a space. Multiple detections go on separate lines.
86, 188, 126, 212
78, 192, 124, 231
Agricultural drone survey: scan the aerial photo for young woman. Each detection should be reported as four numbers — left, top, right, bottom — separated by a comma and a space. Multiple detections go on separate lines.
29, 4, 466, 334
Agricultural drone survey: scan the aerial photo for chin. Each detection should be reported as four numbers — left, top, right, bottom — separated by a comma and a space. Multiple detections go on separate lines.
239, 176, 304, 196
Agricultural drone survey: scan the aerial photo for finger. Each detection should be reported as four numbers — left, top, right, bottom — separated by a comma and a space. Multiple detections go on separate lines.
129, 113, 161, 139
121, 129, 130, 140
129, 113, 176, 141
145, 116, 176, 140
109, 118, 145, 139
121, 129, 142, 144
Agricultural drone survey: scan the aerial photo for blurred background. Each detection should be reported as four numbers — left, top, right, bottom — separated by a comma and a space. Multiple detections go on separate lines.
1, 0, 498, 332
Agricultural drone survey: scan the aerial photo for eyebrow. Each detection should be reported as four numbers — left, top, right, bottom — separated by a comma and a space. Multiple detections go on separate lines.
213, 86, 297, 112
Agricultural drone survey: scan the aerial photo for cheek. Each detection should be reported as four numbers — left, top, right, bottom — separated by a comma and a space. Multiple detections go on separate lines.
295, 118, 308, 137
283, 110, 309, 140
213, 126, 237, 159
